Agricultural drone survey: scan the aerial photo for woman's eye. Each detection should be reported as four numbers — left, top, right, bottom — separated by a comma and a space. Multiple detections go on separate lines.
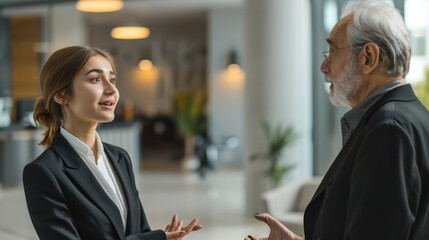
110, 78, 116, 84
91, 77, 101, 83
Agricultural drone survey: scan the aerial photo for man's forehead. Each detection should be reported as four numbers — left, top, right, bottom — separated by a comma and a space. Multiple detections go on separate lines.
327, 14, 353, 46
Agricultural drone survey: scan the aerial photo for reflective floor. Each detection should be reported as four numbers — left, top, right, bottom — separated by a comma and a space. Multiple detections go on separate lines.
0, 168, 268, 240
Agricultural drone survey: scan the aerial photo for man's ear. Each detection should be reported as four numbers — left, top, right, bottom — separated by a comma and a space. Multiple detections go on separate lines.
360, 43, 380, 74
53, 91, 67, 105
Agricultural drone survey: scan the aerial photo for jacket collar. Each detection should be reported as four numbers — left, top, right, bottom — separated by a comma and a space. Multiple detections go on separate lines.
103, 144, 139, 234
51, 132, 126, 238
310, 84, 416, 203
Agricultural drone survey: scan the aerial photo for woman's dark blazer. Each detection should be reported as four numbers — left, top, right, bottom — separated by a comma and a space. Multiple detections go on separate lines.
23, 132, 166, 240
304, 84, 429, 240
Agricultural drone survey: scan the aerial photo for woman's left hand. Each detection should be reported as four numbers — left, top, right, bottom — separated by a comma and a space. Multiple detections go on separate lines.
164, 214, 203, 240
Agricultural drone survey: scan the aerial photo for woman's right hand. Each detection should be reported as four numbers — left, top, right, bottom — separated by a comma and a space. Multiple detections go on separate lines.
244, 213, 303, 240
164, 214, 203, 240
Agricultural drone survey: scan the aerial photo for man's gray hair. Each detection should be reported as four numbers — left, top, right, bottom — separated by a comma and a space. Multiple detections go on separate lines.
342, 0, 411, 78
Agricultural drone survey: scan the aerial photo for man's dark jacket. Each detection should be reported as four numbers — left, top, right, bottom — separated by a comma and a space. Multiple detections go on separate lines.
304, 84, 429, 240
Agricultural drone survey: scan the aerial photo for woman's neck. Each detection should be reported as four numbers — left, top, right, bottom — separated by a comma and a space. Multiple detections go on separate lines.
63, 123, 99, 160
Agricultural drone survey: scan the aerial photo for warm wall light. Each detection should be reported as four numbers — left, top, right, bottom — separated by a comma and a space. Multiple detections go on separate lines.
227, 63, 241, 74
226, 51, 242, 74
75, 0, 123, 13
139, 59, 153, 71
111, 25, 150, 39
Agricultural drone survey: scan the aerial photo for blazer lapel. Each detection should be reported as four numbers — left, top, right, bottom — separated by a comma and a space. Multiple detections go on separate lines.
103, 145, 137, 234
51, 133, 125, 238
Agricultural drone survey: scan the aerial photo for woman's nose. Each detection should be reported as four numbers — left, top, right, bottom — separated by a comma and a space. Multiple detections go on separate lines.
104, 81, 117, 95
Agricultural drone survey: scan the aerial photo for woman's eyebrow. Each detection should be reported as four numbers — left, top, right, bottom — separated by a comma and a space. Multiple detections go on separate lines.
85, 68, 115, 76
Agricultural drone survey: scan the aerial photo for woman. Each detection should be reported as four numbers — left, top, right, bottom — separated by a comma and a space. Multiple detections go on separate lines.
23, 46, 202, 240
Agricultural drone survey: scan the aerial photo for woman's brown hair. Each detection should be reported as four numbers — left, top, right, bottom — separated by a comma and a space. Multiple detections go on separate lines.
34, 46, 116, 148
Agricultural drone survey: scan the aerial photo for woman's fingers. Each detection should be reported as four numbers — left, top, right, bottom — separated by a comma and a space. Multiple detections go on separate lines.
165, 230, 187, 239
191, 224, 204, 231
166, 214, 180, 232
183, 218, 203, 232
182, 218, 196, 231
165, 215, 203, 235
170, 214, 179, 230
177, 220, 183, 231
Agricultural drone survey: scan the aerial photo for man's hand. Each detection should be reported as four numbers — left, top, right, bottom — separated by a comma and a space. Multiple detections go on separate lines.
245, 213, 303, 240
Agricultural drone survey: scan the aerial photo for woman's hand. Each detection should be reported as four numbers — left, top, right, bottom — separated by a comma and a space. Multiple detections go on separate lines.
245, 213, 303, 240
164, 214, 203, 240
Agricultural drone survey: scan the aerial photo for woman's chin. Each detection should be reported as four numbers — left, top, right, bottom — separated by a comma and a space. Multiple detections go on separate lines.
99, 114, 116, 123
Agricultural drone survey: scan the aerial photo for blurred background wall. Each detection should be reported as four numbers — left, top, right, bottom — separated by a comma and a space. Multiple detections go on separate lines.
1, 0, 429, 214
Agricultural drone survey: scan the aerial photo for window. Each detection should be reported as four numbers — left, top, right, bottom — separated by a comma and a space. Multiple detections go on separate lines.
405, 0, 429, 109
405, 0, 428, 84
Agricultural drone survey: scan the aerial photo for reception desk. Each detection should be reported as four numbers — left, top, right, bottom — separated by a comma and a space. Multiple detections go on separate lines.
0, 125, 43, 186
0, 121, 142, 186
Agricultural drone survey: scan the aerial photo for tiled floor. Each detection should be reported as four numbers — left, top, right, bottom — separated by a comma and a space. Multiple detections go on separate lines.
0, 168, 269, 240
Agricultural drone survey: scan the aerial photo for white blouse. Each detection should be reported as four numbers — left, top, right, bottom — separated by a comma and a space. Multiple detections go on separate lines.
60, 127, 128, 229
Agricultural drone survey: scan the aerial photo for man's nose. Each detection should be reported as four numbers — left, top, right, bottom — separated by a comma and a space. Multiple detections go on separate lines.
320, 59, 329, 74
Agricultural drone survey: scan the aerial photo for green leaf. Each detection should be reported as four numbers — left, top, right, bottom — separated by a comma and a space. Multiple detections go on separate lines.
172, 90, 207, 137
250, 119, 300, 188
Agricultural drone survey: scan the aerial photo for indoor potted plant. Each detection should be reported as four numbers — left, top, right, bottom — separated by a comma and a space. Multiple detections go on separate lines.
172, 89, 207, 169
251, 120, 299, 188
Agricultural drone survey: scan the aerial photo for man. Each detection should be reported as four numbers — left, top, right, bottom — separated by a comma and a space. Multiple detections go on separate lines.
246, 1, 429, 240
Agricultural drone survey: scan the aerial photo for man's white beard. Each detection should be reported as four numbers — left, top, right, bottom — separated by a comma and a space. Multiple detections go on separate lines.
325, 57, 362, 108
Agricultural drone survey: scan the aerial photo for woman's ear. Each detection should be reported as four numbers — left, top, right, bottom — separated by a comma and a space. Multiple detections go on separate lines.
360, 43, 380, 74
53, 92, 67, 105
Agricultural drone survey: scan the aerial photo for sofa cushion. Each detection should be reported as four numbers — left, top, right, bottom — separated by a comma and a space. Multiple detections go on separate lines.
294, 182, 319, 211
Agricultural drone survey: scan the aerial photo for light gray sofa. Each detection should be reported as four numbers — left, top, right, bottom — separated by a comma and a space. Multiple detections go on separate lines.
261, 177, 322, 237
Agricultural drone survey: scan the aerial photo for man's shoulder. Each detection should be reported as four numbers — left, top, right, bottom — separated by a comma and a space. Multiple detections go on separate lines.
365, 98, 429, 130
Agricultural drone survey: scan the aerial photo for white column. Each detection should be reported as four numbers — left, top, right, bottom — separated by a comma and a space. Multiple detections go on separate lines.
208, 7, 244, 166
50, 3, 87, 52
243, 0, 312, 213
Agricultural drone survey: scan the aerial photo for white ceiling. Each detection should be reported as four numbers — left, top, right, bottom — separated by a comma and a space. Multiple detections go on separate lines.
1, 0, 242, 26
83, 0, 242, 25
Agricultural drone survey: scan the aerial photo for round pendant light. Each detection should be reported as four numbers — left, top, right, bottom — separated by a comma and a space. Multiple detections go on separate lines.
111, 25, 150, 40
76, 0, 124, 13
